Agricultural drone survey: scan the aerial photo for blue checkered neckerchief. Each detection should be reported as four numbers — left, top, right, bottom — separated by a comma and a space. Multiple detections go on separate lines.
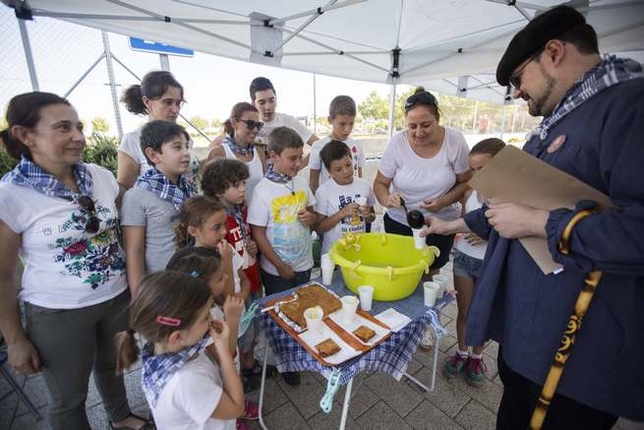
224, 133, 254, 156
135, 167, 197, 210
264, 164, 291, 184
141, 335, 209, 407
226, 205, 249, 246
1, 156, 92, 200
532, 55, 643, 141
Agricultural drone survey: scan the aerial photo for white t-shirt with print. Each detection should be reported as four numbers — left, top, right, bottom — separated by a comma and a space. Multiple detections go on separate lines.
247, 176, 316, 275
314, 178, 376, 254
119, 126, 200, 179
378, 128, 470, 225
308, 136, 366, 185
0, 164, 127, 309
150, 349, 235, 430
255, 113, 313, 145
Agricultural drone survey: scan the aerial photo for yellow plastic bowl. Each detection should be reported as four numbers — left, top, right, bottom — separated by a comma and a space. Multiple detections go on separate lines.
329, 233, 439, 301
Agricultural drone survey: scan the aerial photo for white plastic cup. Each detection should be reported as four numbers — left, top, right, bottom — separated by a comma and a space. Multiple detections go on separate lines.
412, 228, 426, 250
355, 197, 367, 206
340, 295, 359, 323
357, 285, 375, 311
423, 281, 440, 307
304, 306, 324, 333
432, 274, 449, 298
320, 253, 335, 285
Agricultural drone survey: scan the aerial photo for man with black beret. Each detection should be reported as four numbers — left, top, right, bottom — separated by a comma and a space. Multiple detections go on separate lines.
427, 4, 644, 429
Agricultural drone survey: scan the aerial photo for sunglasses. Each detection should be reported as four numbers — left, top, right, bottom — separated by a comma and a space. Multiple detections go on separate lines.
78, 195, 100, 234
404, 91, 438, 110
237, 118, 264, 131
509, 48, 544, 89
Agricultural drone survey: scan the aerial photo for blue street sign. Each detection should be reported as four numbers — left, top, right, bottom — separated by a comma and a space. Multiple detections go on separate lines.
129, 37, 194, 57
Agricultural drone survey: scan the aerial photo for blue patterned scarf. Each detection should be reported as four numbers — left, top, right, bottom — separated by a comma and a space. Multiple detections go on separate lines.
226, 205, 249, 246
135, 167, 197, 210
533, 55, 643, 141
224, 134, 254, 156
1, 156, 92, 200
141, 335, 209, 407
264, 164, 291, 183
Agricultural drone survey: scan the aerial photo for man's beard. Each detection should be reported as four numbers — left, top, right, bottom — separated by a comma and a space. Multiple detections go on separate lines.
528, 66, 556, 117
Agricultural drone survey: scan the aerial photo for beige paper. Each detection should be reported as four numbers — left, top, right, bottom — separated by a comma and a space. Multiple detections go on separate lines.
468, 145, 613, 274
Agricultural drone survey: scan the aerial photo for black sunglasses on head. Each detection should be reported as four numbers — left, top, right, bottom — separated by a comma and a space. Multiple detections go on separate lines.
77, 195, 100, 234
237, 118, 264, 131
404, 91, 438, 111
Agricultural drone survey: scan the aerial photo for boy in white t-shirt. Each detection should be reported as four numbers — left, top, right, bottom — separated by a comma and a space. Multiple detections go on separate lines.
248, 126, 317, 387
314, 141, 375, 254
309, 95, 366, 194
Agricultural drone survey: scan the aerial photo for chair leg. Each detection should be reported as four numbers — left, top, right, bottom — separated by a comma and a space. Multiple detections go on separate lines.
0, 366, 43, 421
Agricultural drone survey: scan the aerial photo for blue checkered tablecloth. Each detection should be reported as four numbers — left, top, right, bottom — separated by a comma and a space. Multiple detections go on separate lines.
256, 270, 452, 386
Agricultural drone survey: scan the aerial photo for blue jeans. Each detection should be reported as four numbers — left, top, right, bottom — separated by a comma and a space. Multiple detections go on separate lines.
261, 268, 312, 296
453, 249, 484, 279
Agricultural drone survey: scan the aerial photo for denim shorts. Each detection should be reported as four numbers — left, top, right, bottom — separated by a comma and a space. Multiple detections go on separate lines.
453, 248, 484, 279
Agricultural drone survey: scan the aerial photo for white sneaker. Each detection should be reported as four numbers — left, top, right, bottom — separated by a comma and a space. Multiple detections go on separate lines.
419, 327, 434, 351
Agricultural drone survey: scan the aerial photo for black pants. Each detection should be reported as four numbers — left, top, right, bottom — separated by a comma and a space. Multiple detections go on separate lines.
383, 213, 454, 269
497, 347, 619, 430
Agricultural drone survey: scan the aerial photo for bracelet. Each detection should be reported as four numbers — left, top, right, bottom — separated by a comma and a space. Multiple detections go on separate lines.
558, 209, 594, 255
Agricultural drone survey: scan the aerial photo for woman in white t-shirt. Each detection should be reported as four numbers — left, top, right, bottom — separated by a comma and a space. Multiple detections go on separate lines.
0, 92, 149, 430
374, 87, 472, 272
206, 102, 267, 198
118, 71, 200, 188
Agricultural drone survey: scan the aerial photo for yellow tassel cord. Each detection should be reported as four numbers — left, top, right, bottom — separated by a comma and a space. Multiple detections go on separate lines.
529, 210, 600, 430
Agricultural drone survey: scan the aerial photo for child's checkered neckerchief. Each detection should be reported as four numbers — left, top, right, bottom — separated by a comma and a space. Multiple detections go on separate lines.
265, 164, 295, 194
226, 205, 250, 246
1, 156, 92, 200
141, 335, 209, 407
135, 167, 197, 210
224, 134, 254, 156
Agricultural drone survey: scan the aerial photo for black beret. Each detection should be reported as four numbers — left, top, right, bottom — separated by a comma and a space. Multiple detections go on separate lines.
496, 5, 586, 86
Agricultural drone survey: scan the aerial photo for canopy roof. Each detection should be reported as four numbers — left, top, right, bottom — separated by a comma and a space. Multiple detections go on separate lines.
4, 0, 644, 103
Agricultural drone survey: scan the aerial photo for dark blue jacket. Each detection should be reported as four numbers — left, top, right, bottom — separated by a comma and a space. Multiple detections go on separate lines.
464, 77, 644, 420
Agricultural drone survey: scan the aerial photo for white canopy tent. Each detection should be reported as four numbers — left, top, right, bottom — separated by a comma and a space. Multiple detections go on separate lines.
3, 0, 644, 119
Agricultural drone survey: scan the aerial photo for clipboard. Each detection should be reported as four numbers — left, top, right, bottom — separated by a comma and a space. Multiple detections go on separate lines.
468, 145, 613, 274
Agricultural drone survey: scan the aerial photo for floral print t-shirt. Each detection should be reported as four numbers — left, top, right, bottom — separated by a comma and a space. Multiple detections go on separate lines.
0, 164, 127, 309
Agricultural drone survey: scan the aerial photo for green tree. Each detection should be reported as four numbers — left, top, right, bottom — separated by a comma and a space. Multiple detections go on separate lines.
358, 90, 388, 122
91, 117, 110, 133
210, 118, 222, 129
189, 116, 209, 131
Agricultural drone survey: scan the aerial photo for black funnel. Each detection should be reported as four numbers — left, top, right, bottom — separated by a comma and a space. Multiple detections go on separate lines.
407, 209, 425, 229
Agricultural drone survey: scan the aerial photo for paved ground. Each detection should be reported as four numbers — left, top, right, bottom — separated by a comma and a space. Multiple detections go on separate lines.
2, 261, 643, 429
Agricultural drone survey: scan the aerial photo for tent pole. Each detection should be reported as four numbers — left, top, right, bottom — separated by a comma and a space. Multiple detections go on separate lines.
312, 73, 317, 135
160, 54, 170, 71
64, 54, 106, 98
17, 18, 39, 91
500, 105, 508, 139
388, 79, 397, 138
101, 31, 124, 139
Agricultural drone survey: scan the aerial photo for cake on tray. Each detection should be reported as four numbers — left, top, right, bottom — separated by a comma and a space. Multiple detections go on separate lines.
279, 284, 342, 328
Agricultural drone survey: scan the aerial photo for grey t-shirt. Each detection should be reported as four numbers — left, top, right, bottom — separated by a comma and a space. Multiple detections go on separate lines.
120, 187, 178, 273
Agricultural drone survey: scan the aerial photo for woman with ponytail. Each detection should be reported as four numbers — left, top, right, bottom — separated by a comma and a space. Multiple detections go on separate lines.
118, 71, 200, 188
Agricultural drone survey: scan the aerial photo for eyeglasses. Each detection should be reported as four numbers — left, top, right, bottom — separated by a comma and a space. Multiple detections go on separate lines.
509, 49, 544, 89
78, 195, 100, 234
404, 91, 438, 111
237, 118, 264, 131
